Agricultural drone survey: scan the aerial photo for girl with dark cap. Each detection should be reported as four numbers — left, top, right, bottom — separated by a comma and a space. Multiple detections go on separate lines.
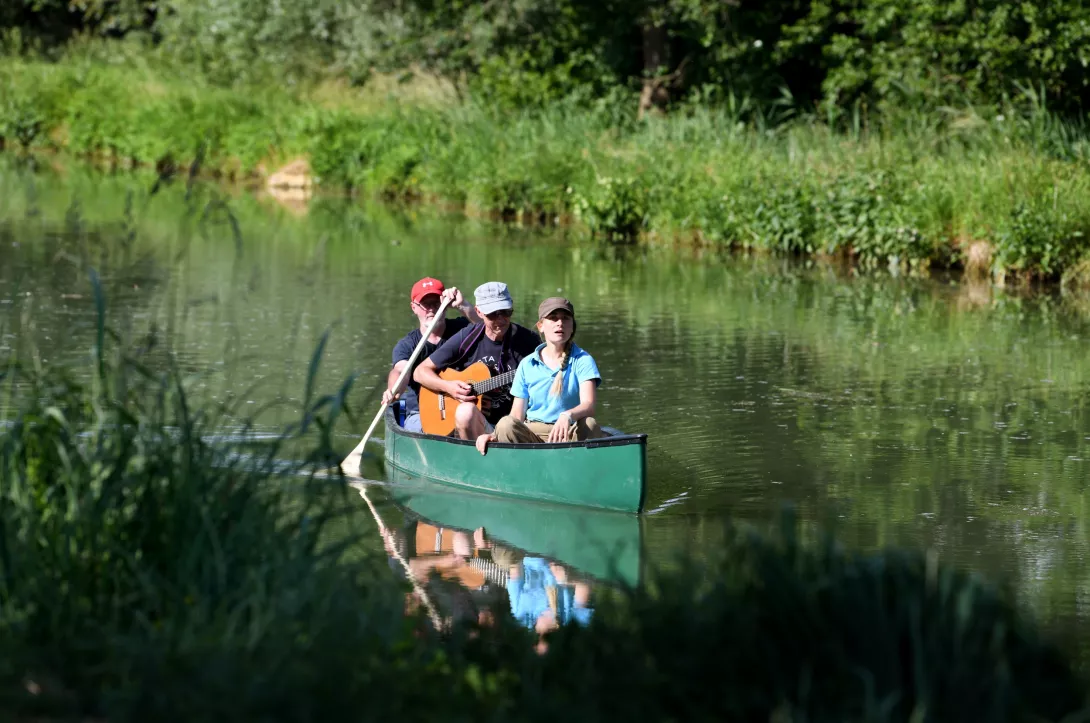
475, 297, 606, 455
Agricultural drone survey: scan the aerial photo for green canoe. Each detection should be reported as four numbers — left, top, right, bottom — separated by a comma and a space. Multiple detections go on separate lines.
382, 407, 647, 513
386, 471, 642, 587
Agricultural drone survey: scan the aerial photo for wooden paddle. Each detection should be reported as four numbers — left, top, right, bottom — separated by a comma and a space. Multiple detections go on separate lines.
347, 477, 442, 630
340, 296, 453, 475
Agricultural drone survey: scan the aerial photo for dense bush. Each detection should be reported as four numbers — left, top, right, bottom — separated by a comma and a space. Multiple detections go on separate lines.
996, 196, 1090, 277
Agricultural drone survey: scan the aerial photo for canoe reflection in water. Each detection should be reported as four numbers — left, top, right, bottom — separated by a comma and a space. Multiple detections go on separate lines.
368, 473, 641, 642
380, 518, 595, 635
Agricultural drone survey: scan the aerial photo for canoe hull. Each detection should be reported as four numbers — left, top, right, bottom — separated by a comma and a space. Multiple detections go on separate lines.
387, 474, 642, 586
383, 408, 646, 513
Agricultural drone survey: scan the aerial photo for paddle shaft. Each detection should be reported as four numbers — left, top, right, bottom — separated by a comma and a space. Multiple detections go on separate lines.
349, 479, 442, 631
340, 296, 453, 474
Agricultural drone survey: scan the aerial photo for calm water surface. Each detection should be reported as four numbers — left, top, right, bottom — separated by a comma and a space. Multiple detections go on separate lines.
3, 161, 1090, 660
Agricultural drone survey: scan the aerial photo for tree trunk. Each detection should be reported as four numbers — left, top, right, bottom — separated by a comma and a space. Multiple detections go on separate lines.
638, 23, 670, 119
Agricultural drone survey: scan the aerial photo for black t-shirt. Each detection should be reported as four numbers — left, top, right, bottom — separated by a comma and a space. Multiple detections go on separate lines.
392, 316, 471, 417
426, 322, 540, 423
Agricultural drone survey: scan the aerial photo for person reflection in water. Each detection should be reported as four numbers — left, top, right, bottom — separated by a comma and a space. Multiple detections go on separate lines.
381, 520, 516, 629
381, 520, 593, 648
507, 558, 594, 636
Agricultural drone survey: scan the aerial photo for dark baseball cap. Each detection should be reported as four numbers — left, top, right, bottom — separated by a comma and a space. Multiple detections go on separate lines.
538, 297, 574, 319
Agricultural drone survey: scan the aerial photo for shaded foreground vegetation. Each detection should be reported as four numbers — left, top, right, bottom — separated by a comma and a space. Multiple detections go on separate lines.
6, 54, 1090, 283
0, 280, 1087, 721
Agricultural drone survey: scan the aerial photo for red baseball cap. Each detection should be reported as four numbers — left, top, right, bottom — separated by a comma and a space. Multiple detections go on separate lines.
411, 277, 445, 303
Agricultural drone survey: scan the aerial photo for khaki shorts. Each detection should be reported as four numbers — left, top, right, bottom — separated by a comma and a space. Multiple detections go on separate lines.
493, 416, 604, 444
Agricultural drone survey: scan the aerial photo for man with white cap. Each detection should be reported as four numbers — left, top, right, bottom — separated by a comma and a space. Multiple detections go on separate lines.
414, 281, 540, 440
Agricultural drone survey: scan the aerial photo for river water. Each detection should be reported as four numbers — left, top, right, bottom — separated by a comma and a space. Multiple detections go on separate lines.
3, 161, 1090, 660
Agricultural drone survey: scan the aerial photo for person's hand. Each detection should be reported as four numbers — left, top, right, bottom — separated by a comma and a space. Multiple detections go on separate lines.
535, 610, 559, 635
547, 413, 573, 443
473, 526, 488, 548
381, 389, 400, 406
446, 380, 477, 403
476, 433, 494, 455
442, 286, 465, 309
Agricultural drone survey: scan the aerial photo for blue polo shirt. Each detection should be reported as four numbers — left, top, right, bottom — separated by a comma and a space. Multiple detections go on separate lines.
505, 558, 594, 629
511, 343, 601, 424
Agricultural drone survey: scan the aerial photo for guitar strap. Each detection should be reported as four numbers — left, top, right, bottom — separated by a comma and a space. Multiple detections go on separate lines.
450, 323, 519, 388
452, 323, 487, 370
498, 326, 511, 373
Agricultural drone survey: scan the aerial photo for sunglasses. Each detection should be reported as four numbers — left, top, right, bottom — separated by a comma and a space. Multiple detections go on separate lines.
485, 309, 513, 320
413, 296, 442, 310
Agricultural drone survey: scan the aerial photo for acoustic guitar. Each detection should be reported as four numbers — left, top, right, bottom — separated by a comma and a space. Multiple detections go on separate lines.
419, 362, 517, 436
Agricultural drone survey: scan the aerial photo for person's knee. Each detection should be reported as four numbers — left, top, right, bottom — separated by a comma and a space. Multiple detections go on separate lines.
578, 416, 605, 439
454, 402, 479, 428
495, 415, 516, 436
496, 415, 525, 442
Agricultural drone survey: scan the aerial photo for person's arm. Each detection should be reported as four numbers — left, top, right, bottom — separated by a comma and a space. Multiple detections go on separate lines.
563, 352, 601, 423
547, 381, 597, 443
383, 334, 419, 405
559, 381, 597, 423
381, 360, 409, 406
510, 396, 527, 422
547, 351, 601, 443
413, 358, 476, 402
442, 287, 480, 324
413, 330, 477, 401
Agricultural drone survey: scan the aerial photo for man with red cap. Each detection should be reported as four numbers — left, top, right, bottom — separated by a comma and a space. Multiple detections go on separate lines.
384, 277, 480, 432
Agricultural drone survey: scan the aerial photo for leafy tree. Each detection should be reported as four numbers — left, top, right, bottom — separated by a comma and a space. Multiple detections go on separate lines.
778, 0, 1090, 114
6, 0, 1090, 117
1, 0, 155, 43
152, 0, 343, 84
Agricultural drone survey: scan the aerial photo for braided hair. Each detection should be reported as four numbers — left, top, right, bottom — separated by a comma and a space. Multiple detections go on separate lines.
549, 338, 573, 397
536, 302, 577, 397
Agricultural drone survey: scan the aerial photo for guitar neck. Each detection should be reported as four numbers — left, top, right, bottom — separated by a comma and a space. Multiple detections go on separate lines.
472, 369, 517, 395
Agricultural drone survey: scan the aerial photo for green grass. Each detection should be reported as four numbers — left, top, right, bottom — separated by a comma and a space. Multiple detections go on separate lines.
5, 53, 1090, 283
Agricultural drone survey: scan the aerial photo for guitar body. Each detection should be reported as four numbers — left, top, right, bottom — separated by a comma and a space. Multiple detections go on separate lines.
419, 362, 492, 436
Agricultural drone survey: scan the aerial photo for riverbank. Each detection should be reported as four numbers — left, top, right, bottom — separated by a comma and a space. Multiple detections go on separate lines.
5, 55, 1090, 285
